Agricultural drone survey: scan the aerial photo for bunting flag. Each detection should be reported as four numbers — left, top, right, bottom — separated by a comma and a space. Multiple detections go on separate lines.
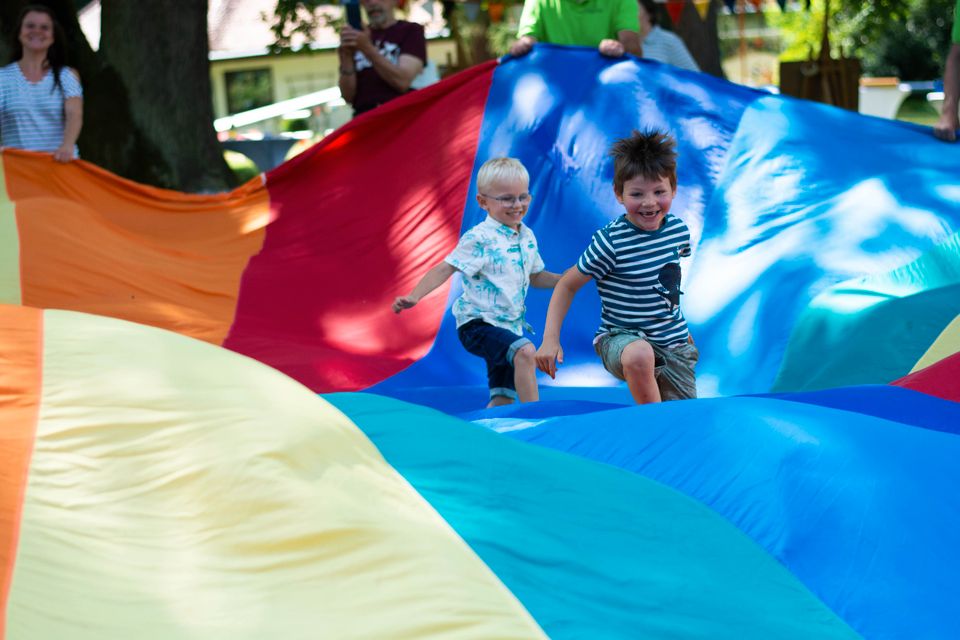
665, 0, 686, 24
723, 0, 738, 11
777, 0, 788, 9
694, 0, 711, 20
0, 44, 958, 637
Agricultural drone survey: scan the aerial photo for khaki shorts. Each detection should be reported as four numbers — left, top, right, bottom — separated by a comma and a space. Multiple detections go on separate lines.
594, 329, 699, 401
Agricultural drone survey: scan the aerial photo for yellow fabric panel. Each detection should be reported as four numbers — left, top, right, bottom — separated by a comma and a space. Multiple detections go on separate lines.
6, 310, 545, 640
0, 159, 21, 305
911, 314, 960, 372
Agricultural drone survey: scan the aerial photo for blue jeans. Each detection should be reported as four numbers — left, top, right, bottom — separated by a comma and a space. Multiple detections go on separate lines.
457, 320, 532, 400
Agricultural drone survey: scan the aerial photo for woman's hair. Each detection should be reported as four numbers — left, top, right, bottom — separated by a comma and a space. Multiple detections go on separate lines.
10, 4, 70, 93
639, 0, 659, 27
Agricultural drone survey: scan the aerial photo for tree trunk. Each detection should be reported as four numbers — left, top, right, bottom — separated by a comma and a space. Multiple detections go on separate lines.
98, 1, 234, 192
0, 0, 235, 193
673, 0, 725, 78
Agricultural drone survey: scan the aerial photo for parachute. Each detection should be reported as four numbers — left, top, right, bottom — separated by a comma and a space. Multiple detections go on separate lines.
0, 46, 957, 637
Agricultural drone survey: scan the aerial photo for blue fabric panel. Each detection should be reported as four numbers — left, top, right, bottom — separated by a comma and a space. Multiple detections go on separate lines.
502, 395, 960, 640
371, 46, 762, 402
685, 97, 960, 396
756, 384, 960, 435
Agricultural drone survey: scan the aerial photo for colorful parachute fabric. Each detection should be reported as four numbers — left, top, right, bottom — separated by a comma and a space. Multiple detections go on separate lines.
1, 45, 959, 638
1, 306, 957, 638
2, 46, 956, 400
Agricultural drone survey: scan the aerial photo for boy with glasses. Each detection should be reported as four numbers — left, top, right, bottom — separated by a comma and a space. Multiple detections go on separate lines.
535, 130, 698, 404
393, 158, 561, 407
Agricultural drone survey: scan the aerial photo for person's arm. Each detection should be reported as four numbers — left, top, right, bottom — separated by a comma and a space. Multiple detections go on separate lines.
392, 262, 458, 313
511, 0, 541, 57
338, 39, 358, 105
935, 43, 960, 142
53, 96, 82, 163
535, 268, 591, 378
53, 69, 82, 163
530, 270, 562, 288
617, 30, 642, 57
342, 26, 424, 93
603, 0, 641, 57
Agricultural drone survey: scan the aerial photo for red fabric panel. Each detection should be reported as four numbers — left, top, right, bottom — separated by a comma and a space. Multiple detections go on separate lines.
224, 62, 497, 392
891, 352, 960, 403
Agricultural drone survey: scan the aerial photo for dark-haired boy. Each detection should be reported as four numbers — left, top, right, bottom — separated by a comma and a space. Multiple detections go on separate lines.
535, 130, 698, 404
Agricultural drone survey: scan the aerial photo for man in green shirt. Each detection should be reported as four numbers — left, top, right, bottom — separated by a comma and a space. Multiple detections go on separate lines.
509, 0, 641, 58
934, 0, 960, 141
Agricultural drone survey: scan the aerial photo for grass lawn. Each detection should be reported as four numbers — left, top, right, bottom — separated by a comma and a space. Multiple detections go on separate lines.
896, 94, 940, 127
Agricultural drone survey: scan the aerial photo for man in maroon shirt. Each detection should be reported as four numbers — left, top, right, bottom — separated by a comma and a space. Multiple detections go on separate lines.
338, 0, 427, 116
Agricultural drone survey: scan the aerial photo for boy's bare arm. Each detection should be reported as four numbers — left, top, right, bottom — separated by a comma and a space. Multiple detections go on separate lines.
393, 262, 458, 313
529, 270, 562, 289
535, 268, 591, 378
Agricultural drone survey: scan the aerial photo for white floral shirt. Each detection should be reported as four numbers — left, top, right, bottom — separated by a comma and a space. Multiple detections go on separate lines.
444, 216, 546, 336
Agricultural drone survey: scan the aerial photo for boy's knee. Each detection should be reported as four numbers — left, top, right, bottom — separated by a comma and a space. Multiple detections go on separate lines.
513, 343, 536, 368
621, 340, 655, 377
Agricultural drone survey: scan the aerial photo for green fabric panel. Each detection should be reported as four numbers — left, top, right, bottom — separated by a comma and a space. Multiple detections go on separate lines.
773, 232, 960, 392
326, 392, 861, 640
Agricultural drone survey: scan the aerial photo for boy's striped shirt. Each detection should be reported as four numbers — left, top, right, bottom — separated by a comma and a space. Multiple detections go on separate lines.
577, 214, 691, 346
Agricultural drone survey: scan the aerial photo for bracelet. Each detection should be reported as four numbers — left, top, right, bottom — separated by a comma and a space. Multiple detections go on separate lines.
339, 68, 356, 76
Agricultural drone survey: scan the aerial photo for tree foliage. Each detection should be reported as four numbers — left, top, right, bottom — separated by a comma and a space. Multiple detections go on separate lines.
771, 0, 954, 80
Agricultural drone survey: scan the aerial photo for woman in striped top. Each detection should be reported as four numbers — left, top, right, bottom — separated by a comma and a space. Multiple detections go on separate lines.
536, 130, 699, 404
0, 5, 83, 162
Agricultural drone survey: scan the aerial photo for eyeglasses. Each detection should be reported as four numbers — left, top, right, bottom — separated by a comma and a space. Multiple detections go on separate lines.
480, 193, 532, 205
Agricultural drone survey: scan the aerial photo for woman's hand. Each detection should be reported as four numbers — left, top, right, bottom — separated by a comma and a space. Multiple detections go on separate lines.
52, 144, 73, 163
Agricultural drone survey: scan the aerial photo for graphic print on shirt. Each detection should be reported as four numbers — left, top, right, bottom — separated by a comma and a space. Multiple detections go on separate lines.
354, 41, 402, 73
655, 242, 691, 310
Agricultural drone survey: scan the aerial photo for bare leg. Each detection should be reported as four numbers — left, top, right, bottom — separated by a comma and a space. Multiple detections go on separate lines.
487, 395, 514, 408
621, 340, 661, 404
513, 344, 539, 403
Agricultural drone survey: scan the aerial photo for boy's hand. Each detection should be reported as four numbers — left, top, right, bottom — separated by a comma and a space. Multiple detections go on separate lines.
535, 340, 564, 379
392, 295, 418, 313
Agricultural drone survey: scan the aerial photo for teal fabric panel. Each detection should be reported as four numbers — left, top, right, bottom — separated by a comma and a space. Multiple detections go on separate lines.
773, 232, 960, 390
326, 392, 860, 640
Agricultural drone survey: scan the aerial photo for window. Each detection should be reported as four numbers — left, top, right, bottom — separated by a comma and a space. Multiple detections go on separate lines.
225, 68, 273, 114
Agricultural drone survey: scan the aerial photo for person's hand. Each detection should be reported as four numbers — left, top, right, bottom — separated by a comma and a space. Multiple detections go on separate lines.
392, 295, 419, 314
535, 339, 564, 379
52, 144, 73, 163
598, 39, 625, 57
934, 110, 959, 142
509, 36, 536, 57
340, 25, 373, 56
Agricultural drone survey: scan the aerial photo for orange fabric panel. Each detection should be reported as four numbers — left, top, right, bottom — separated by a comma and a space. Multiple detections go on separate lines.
0, 305, 42, 637
5, 150, 270, 344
